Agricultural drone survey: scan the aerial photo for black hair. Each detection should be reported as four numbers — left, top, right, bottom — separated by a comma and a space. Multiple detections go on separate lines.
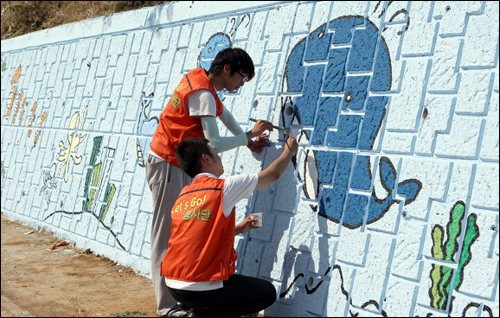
208, 47, 255, 80
175, 138, 213, 178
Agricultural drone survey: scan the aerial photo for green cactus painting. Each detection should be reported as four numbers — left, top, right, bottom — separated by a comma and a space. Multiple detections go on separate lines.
428, 201, 479, 311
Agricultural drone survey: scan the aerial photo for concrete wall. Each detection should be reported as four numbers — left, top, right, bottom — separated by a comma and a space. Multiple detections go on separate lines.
1, 1, 498, 316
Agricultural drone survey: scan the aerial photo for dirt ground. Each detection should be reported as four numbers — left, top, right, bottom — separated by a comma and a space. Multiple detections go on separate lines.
1, 215, 158, 317
1, 1, 169, 40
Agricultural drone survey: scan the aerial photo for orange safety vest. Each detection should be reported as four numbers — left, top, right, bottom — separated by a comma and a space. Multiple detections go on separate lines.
150, 68, 224, 167
161, 176, 237, 282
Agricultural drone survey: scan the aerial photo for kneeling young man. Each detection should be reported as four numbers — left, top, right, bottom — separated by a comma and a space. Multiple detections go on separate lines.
161, 137, 298, 317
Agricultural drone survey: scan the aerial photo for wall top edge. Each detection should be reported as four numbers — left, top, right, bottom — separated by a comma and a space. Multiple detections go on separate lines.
1, 1, 289, 53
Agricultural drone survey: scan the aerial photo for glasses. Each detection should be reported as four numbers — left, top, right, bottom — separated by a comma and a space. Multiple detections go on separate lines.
236, 70, 248, 83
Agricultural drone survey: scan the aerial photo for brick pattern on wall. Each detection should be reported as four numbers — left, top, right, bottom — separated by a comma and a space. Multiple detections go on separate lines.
1, 1, 498, 317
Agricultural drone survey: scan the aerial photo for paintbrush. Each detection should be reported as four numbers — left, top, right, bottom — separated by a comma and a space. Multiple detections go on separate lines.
249, 118, 291, 135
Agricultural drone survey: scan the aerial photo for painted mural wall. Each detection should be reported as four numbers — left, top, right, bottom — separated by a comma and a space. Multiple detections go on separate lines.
1, 1, 498, 316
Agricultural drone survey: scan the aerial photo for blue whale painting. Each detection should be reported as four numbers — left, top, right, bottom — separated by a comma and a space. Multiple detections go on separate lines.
281, 16, 421, 229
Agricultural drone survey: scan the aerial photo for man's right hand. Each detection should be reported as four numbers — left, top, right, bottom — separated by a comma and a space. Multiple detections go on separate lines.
247, 119, 273, 139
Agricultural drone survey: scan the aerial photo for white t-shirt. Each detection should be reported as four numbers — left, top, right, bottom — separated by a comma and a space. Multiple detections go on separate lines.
164, 172, 259, 291
186, 89, 217, 117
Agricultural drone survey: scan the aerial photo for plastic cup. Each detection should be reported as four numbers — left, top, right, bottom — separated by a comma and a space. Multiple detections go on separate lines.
250, 213, 262, 228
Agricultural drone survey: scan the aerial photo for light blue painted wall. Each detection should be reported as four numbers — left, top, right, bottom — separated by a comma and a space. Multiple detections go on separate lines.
1, 1, 498, 316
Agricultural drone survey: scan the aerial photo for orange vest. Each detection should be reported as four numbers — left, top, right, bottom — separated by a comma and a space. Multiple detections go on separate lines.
161, 176, 237, 282
150, 68, 224, 167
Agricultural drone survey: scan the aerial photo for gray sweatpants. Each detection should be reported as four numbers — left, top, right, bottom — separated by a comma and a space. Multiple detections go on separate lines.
146, 154, 192, 316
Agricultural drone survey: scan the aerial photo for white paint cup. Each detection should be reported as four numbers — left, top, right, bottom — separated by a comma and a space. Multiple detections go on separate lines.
250, 213, 262, 228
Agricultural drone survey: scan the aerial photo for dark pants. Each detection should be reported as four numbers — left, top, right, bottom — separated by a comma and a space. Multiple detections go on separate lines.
167, 274, 277, 317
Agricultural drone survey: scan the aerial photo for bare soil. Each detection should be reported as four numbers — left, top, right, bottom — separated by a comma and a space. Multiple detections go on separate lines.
1, 1, 169, 40
1, 215, 158, 317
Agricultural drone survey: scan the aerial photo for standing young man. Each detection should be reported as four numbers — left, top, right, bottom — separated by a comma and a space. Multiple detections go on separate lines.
162, 136, 299, 317
146, 48, 274, 317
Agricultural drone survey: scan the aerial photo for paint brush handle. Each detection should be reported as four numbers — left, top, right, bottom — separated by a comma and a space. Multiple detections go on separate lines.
249, 118, 287, 133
